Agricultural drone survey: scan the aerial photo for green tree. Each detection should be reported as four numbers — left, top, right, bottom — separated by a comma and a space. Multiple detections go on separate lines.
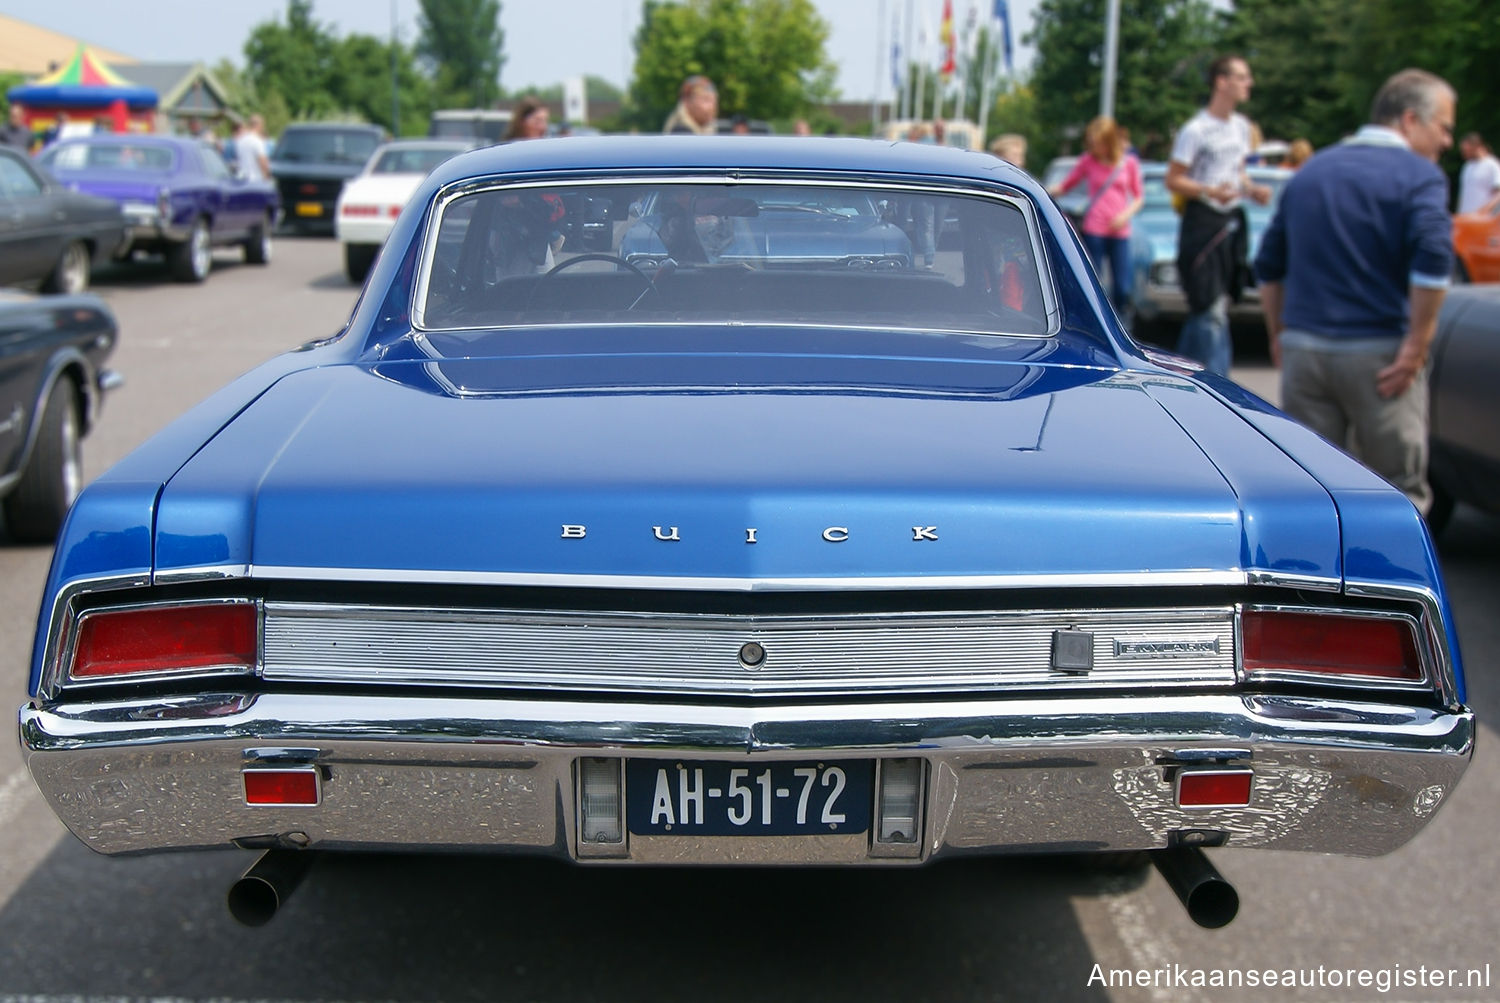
243, 0, 341, 120
625, 0, 836, 131
1026, 0, 1219, 166
415, 0, 505, 108
330, 34, 434, 136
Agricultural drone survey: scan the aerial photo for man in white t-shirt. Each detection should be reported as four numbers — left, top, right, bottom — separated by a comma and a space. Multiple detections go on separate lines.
234, 114, 270, 182
1165, 55, 1272, 375
1457, 133, 1500, 215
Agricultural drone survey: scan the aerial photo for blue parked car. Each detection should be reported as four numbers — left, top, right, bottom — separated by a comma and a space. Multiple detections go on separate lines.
19, 137, 1470, 931
37, 134, 280, 283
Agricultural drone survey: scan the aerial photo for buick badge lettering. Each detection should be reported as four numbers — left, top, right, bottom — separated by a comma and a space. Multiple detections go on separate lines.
561, 525, 586, 539
912, 526, 939, 541
555, 524, 941, 543
653, 526, 681, 542
1114, 638, 1220, 659
822, 526, 849, 543
745, 528, 758, 545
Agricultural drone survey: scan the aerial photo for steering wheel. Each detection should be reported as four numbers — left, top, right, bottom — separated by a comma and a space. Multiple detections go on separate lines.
530, 252, 658, 311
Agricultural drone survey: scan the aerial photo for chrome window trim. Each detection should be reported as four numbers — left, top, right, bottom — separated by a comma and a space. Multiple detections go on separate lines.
409, 173, 1061, 338
57, 597, 263, 696
1238, 602, 1435, 694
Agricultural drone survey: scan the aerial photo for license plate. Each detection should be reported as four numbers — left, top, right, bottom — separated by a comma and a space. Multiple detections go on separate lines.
626, 759, 872, 836
295, 202, 323, 217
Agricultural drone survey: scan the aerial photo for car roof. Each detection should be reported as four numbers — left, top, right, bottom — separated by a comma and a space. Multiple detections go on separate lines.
426, 135, 1036, 194
50, 133, 188, 148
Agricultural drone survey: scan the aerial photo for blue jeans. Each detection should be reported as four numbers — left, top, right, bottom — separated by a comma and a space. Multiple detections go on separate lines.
1176, 295, 1231, 376
1082, 233, 1133, 325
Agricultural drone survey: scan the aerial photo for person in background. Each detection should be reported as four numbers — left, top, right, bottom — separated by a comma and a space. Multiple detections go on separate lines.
1255, 68, 1455, 516
1456, 132, 1500, 215
1050, 116, 1145, 328
989, 133, 1027, 168
793, 119, 812, 137
729, 113, 751, 135
233, 115, 270, 181
1165, 54, 1272, 375
1285, 138, 1314, 170
663, 75, 718, 135
2, 104, 32, 150
505, 97, 550, 141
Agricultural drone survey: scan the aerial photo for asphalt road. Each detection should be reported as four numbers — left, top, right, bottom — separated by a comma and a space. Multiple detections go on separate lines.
0, 238, 1495, 1003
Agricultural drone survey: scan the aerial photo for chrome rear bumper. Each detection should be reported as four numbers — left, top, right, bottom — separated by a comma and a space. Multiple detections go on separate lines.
20, 690, 1472, 861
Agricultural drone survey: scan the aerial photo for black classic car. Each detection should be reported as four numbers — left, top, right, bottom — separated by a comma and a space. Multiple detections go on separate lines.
0, 288, 118, 543
0, 146, 126, 294
271, 123, 386, 234
1428, 284, 1500, 531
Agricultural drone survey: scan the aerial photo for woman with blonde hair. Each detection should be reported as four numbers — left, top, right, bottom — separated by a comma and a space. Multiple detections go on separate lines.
1049, 115, 1145, 326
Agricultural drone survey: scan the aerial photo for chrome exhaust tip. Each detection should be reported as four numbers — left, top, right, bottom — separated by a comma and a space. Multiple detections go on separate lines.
227, 849, 315, 927
1151, 846, 1238, 928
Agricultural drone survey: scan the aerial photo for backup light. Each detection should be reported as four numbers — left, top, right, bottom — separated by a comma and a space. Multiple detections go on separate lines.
70, 602, 259, 681
1242, 610, 1423, 682
244, 768, 320, 806
876, 758, 922, 844
579, 757, 623, 845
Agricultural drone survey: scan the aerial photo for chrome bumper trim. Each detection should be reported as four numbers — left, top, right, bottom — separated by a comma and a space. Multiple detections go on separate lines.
20, 691, 1472, 861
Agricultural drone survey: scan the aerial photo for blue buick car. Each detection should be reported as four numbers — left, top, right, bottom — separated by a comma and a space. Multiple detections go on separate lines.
19, 138, 1471, 930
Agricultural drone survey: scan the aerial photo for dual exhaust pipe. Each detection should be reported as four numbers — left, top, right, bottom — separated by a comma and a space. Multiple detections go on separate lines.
227, 845, 1238, 929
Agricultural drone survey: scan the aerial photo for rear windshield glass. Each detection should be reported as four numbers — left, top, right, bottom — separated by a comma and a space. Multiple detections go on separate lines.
418, 181, 1049, 338
372, 145, 466, 175
277, 129, 381, 165
49, 143, 175, 173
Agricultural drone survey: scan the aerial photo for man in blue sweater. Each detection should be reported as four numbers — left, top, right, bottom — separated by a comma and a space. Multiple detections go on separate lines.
1254, 69, 1455, 516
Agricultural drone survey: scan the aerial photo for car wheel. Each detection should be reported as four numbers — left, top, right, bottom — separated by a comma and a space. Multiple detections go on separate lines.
244, 216, 272, 265
2, 376, 81, 544
42, 240, 91, 295
344, 243, 377, 284
170, 218, 212, 283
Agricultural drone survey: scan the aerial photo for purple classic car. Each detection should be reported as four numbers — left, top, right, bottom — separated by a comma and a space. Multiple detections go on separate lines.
37, 134, 279, 283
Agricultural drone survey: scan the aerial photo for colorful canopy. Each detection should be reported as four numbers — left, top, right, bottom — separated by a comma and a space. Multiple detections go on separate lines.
7, 45, 157, 109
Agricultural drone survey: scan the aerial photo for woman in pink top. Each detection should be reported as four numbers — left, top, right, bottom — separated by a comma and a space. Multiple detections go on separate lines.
1049, 116, 1145, 326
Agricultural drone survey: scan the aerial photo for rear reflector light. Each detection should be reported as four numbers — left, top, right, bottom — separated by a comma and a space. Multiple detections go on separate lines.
1241, 610, 1422, 682
579, 758, 623, 844
876, 758, 922, 844
71, 603, 258, 680
1177, 769, 1253, 808
244, 769, 320, 806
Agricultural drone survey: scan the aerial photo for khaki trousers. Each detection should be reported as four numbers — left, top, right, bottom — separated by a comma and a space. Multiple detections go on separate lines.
1280, 343, 1431, 515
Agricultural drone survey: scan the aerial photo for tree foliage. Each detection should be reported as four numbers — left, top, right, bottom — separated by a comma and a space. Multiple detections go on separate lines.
415, 0, 505, 108
625, 0, 836, 131
1026, 0, 1220, 166
243, 0, 341, 120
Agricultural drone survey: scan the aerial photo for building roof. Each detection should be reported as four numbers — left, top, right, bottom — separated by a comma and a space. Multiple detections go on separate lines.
117, 62, 232, 116
0, 14, 134, 77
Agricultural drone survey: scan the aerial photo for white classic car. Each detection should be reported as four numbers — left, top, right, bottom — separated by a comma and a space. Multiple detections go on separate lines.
334, 139, 475, 282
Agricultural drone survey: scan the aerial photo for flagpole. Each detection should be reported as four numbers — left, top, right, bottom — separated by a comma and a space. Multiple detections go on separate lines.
873, 0, 886, 132
903, 0, 915, 121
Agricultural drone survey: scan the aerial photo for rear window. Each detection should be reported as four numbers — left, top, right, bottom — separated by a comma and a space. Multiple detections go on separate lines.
277, 128, 381, 165
416, 180, 1051, 340
372, 145, 467, 175
49, 143, 176, 173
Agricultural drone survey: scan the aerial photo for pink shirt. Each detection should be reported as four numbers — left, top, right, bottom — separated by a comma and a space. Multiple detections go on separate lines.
1058, 153, 1143, 238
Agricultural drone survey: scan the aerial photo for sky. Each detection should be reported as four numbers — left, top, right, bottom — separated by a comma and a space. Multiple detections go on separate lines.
3, 0, 1041, 104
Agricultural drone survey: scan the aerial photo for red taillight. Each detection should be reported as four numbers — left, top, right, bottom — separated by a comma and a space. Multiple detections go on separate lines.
1242, 610, 1423, 682
71, 603, 258, 680
1177, 770, 1253, 808
244, 769, 320, 806
340, 204, 378, 217
387, 206, 401, 218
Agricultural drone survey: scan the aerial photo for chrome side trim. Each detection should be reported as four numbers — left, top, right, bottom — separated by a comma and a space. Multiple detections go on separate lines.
261, 603, 1239, 697
1245, 570, 1341, 592
153, 565, 252, 586
246, 566, 1249, 592
21, 691, 1473, 859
